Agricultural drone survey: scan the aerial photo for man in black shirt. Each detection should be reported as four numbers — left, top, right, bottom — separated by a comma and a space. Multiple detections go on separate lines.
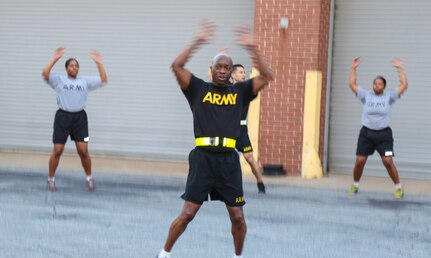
231, 64, 266, 194
156, 20, 273, 258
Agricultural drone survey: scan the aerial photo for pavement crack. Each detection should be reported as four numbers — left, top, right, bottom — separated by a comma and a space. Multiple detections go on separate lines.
52, 202, 57, 219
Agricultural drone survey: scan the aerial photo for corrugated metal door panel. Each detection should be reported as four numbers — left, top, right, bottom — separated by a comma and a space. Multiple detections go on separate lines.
329, 0, 431, 179
0, 0, 255, 161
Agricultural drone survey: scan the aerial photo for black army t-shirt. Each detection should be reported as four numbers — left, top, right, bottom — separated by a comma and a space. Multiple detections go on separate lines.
238, 82, 251, 135
182, 75, 256, 141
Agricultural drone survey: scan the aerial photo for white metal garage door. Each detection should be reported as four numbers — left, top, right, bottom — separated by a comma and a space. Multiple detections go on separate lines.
0, 0, 254, 161
329, 0, 431, 179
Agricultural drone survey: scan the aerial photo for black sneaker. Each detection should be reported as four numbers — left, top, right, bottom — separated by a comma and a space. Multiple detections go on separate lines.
257, 182, 266, 194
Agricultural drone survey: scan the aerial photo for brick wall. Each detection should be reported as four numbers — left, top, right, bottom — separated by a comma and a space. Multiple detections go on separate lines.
254, 0, 331, 175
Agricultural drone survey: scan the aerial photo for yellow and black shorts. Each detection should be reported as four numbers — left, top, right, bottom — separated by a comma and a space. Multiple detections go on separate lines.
181, 147, 245, 207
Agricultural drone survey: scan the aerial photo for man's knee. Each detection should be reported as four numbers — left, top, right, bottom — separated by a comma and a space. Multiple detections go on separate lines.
230, 210, 246, 227
179, 209, 197, 224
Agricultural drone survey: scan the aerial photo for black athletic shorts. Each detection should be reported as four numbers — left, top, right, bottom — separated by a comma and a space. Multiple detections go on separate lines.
53, 109, 89, 144
235, 126, 253, 153
356, 126, 394, 157
181, 147, 245, 207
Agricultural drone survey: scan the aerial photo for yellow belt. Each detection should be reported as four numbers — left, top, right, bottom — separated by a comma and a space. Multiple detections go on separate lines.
195, 137, 236, 148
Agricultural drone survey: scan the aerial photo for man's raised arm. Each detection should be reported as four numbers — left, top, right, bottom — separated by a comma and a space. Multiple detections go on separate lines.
171, 20, 215, 91
235, 26, 274, 95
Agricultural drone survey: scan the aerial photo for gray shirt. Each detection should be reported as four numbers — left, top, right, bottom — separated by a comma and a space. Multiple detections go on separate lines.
47, 73, 102, 112
357, 86, 398, 130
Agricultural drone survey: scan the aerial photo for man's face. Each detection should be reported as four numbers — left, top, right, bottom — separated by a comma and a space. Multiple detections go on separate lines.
231, 67, 246, 83
211, 56, 232, 86
66, 60, 79, 78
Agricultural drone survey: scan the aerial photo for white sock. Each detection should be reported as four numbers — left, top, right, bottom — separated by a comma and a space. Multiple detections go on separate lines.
395, 183, 402, 189
233, 254, 243, 258
48, 177, 55, 182
353, 182, 359, 187
158, 249, 171, 258
86, 175, 92, 182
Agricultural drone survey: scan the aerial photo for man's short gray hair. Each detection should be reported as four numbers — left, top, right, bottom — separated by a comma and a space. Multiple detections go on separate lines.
212, 53, 233, 65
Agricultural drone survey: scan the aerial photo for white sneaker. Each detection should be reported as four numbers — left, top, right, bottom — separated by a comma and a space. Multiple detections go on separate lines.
87, 178, 95, 192
47, 179, 57, 192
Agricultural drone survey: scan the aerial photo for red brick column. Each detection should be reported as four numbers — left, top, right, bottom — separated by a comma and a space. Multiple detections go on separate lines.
254, 0, 331, 175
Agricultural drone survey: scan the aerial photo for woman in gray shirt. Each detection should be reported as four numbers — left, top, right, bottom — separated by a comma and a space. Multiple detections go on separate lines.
348, 57, 408, 198
42, 47, 107, 192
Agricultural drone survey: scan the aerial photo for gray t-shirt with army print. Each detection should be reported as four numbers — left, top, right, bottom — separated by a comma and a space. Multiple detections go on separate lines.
47, 73, 102, 112
357, 86, 399, 130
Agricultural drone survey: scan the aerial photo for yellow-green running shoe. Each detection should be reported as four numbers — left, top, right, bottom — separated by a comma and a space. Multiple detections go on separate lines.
348, 184, 359, 195
394, 188, 404, 199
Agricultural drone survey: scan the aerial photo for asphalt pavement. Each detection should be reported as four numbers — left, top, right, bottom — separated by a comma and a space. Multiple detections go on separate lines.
1, 168, 430, 258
